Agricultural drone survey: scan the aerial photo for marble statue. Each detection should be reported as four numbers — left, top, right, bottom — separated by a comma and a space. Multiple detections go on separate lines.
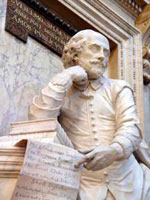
29, 30, 150, 200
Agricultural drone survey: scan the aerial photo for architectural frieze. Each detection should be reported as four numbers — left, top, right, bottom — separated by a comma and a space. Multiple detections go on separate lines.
115, 0, 144, 17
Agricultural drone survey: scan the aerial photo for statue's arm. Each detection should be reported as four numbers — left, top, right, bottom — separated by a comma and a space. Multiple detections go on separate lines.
28, 66, 87, 147
112, 86, 142, 159
29, 66, 87, 120
29, 72, 71, 120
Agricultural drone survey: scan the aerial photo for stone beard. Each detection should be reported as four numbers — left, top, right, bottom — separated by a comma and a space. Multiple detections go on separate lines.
29, 29, 150, 200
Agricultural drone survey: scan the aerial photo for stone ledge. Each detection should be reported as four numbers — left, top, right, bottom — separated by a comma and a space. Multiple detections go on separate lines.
0, 118, 56, 178
0, 147, 25, 178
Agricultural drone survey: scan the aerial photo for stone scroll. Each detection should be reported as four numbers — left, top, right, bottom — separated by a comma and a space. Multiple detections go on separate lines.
11, 140, 83, 200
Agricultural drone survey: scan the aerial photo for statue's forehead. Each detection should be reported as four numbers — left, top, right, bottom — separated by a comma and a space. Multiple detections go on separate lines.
86, 36, 110, 50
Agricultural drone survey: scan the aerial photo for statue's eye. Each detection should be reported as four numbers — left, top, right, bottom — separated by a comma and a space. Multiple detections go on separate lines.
89, 44, 100, 53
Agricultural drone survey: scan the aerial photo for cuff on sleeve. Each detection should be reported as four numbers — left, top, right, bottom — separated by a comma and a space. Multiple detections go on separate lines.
111, 137, 134, 159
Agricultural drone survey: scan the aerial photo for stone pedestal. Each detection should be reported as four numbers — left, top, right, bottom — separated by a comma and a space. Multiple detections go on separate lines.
0, 118, 56, 200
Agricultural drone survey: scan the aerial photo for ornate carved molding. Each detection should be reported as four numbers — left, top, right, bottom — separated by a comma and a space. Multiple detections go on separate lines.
116, 0, 143, 17
0, 147, 24, 178
136, 5, 150, 85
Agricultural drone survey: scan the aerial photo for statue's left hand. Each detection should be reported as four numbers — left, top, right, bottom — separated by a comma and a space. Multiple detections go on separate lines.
75, 145, 122, 171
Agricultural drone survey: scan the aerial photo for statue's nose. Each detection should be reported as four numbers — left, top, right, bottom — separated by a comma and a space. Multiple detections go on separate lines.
96, 48, 104, 61
97, 51, 104, 61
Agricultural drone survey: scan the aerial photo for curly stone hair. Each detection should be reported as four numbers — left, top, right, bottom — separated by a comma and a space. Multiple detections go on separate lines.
62, 32, 87, 68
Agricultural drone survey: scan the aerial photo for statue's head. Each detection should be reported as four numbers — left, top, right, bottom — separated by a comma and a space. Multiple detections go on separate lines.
62, 29, 110, 80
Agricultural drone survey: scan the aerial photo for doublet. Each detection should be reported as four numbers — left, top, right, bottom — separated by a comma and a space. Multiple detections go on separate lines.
29, 75, 150, 200
59, 77, 143, 200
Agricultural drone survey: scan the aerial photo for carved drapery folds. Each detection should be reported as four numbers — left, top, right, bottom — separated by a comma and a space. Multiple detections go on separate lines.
136, 5, 150, 85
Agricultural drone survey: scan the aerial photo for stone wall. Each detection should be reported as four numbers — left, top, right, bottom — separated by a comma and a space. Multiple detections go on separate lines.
144, 85, 150, 146
0, 0, 64, 136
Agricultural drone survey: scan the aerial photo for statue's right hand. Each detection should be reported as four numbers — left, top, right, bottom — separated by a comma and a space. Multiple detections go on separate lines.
51, 66, 88, 92
66, 66, 88, 84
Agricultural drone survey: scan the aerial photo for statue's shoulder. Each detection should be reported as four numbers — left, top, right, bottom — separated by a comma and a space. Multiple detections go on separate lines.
103, 77, 132, 92
102, 77, 133, 101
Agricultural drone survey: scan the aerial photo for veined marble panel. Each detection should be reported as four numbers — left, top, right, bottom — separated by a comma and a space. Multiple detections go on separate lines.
143, 84, 150, 147
0, 0, 64, 136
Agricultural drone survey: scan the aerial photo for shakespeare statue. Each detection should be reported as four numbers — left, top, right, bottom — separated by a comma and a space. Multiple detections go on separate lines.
29, 29, 150, 200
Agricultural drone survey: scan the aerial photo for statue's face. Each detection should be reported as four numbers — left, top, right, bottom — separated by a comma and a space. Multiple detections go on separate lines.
77, 34, 110, 80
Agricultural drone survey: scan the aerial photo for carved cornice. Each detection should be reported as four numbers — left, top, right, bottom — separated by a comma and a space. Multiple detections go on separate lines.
21, 0, 78, 36
0, 119, 56, 148
10, 118, 57, 134
116, 0, 143, 17
61, 0, 140, 39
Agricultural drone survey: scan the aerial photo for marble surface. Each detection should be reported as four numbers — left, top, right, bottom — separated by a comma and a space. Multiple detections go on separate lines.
143, 84, 150, 147
0, 0, 64, 136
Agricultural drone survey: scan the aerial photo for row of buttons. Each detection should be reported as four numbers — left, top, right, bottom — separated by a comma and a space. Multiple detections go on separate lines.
104, 172, 109, 184
88, 93, 110, 184
89, 100, 99, 146
88, 94, 110, 184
